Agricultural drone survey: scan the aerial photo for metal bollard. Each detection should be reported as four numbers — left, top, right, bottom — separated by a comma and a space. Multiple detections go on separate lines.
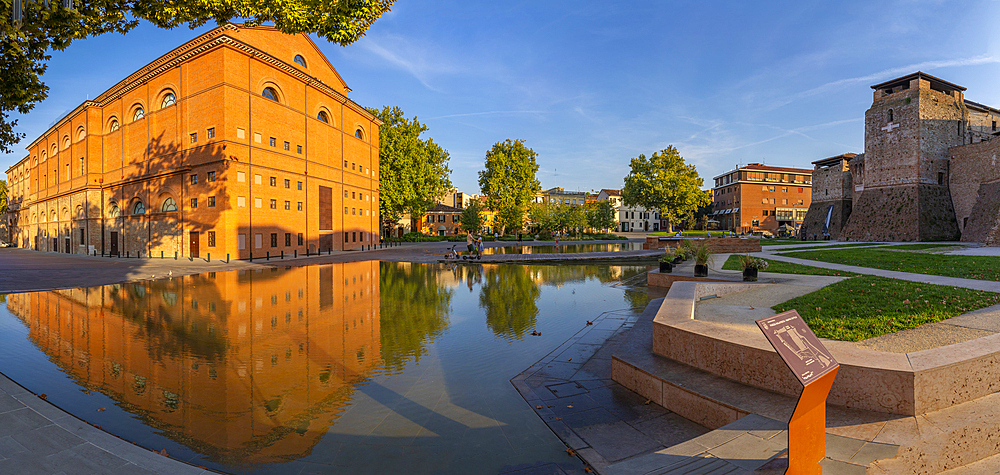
207, 252, 210, 262
174, 251, 177, 260
281, 250, 284, 259
226, 254, 230, 263
161, 251, 163, 259
267, 251, 270, 261
294, 250, 298, 258
126, 251, 129, 258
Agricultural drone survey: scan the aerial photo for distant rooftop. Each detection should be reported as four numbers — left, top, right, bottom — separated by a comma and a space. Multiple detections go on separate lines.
812, 153, 858, 167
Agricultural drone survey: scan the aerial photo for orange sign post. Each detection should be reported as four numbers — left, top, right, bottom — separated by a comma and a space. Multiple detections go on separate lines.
757, 310, 840, 475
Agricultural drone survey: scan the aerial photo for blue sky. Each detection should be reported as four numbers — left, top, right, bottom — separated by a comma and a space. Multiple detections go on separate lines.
4, 0, 1000, 194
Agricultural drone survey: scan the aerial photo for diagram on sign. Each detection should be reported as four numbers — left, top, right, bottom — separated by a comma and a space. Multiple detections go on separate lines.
757, 310, 838, 386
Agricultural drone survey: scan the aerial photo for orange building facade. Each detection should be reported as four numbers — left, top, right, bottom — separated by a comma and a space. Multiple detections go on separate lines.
710, 164, 813, 234
4, 24, 380, 259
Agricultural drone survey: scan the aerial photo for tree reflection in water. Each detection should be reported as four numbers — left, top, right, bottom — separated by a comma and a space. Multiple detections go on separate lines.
378, 262, 453, 373
479, 265, 541, 340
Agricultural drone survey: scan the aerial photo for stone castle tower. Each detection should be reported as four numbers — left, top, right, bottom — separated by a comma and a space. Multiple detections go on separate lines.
841, 72, 965, 241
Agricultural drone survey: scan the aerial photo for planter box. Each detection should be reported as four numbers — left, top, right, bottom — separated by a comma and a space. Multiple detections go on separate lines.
694, 264, 709, 277
659, 262, 673, 273
743, 268, 758, 282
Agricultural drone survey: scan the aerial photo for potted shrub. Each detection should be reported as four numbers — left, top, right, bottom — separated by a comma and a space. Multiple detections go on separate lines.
659, 249, 675, 273
693, 241, 712, 277
737, 254, 769, 282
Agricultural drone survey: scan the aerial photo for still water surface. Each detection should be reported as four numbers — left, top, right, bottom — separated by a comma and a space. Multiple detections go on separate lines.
481, 242, 643, 255
0, 262, 653, 474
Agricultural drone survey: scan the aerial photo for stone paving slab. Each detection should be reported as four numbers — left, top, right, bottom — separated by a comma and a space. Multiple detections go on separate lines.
512, 298, 712, 474
0, 371, 213, 475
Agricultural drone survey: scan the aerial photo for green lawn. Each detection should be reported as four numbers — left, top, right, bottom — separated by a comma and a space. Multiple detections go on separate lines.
778, 247, 1000, 281
772, 275, 1000, 341
876, 243, 964, 251
721, 255, 857, 276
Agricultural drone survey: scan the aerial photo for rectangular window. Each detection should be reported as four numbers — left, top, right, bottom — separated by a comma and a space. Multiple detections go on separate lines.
191, 198, 198, 208
270, 233, 277, 247
297, 202, 303, 211
297, 145, 302, 154
297, 233, 303, 245
345, 207, 349, 214
352, 208, 356, 215
284, 200, 290, 210
255, 197, 262, 208
344, 160, 348, 167
255, 233, 262, 248
352, 192, 356, 199
345, 190, 349, 198
255, 174, 262, 185
238, 234, 246, 250
269, 137, 276, 147
284, 179, 290, 188
345, 232, 349, 242
208, 127, 215, 139
79, 157, 84, 176
79, 228, 85, 245
283, 141, 290, 151
208, 231, 216, 247
270, 199, 277, 209
237, 128, 245, 139
207, 171, 216, 182
285, 233, 291, 246
208, 196, 215, 207
352, 163, 356, 170
297, 181, 302, 190
190, 174, 198, 185
438, 215, 445, 222
270, 176, 276, 186
238, 196, 246, 207
190, 132, 197, 143
254, 132, 261, 143
237, 171, 246, 182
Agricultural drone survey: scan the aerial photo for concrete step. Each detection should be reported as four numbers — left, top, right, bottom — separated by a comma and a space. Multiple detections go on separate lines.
612, 298, 1000, 474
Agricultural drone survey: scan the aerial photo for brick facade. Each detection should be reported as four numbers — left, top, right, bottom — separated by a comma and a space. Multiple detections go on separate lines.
809, 72, 1000, 243
4, 24, 380, 259
710, 164, 812, 234
801, 154, 855, 240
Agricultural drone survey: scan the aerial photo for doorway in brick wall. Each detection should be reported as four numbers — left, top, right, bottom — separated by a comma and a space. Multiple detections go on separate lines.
190, 232, 200, 259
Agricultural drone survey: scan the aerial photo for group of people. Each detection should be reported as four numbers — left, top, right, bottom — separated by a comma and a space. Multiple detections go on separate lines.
466, 232, 485, 258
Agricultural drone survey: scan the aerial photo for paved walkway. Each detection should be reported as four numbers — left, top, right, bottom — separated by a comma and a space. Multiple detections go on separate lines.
0, 372, 212, 474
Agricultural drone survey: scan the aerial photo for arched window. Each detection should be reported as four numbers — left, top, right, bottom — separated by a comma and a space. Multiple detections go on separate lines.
294, 55, 307, 67
161, 197, 177, 212
77, 126, 86, 141
63, 136, 70, 149
109, 204, 120, 218
887, 109, 893, 123
132, 107, 145, 121
262, 87, 279, 102
355, 128, 364, 140
109, 119, 120, 132
132, 201, 145, 215
317, 110, 330, 123
75, 206, 84, 218
161, 92, 176, 108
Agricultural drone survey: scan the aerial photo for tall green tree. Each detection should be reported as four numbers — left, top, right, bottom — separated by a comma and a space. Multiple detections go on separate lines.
0, 0, 395, 153
0, 179, 7, 216
585, 200, 617, 232
459, 198, 484, 234
527, 201, 558, 234
370, 106, 453, 232
478, 139, 540, 234
621, 145, 709, 233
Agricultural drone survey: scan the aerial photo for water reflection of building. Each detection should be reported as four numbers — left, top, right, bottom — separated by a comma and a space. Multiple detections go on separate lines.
5, 262, 380, 467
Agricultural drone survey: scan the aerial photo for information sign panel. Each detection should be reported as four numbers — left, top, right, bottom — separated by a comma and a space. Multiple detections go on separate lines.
756, 310, 837, 386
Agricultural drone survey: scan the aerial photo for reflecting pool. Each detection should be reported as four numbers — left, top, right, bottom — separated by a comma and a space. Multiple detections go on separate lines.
0, 262, 654, 474
481, 242, 644, 255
